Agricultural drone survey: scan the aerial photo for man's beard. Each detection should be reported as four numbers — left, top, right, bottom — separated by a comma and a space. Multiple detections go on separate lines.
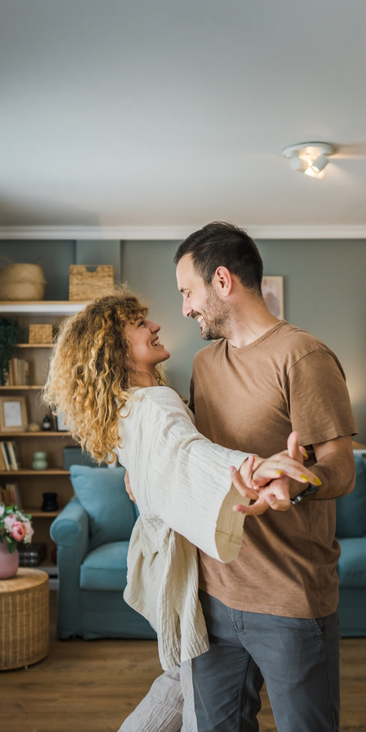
197, 288, 232, 341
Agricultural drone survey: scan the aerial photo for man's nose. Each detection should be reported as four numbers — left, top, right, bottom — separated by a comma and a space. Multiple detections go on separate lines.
150, 321, 160, 333
182, 300, 192, 318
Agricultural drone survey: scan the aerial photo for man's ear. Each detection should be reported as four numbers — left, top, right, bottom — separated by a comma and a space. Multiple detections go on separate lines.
213, 266, 233, 296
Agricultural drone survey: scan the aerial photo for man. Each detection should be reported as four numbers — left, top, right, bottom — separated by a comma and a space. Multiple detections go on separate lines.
174, 222, 356, 732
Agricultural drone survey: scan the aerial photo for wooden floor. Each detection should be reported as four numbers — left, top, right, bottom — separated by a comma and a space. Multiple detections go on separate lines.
1, 592, 365, 732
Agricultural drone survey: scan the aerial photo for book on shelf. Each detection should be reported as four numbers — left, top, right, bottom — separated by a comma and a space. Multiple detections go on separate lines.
2, 483, 22, 508
0, 441, 21, 470
4, 357, 30, 386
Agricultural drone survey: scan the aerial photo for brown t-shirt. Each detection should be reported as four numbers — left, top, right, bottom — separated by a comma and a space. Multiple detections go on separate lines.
190, 321, 357, 618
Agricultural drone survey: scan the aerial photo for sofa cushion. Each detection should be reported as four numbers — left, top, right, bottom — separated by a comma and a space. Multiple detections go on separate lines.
70, 465, 136, 550
336, 454, 366, 538
80, 541, 129, 591
337, 537, 366, 588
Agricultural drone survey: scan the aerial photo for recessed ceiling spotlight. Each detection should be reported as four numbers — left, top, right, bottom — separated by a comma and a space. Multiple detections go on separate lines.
282, 142, 336, 179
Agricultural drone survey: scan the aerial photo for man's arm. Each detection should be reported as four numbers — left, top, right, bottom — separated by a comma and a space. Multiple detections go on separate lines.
306, 434, 355, 500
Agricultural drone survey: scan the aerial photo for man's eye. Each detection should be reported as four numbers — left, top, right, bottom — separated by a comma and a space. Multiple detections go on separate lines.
138, 320, 145, 327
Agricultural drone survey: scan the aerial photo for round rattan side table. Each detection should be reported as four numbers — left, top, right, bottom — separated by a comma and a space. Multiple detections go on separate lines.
0, 568, 49, 670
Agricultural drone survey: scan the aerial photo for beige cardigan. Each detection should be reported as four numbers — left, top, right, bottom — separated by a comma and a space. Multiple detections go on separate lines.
115, 386, 249, 670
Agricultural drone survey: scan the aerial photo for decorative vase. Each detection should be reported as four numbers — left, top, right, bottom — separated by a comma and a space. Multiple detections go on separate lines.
0, 541, 19, 580
41, 492, 58, 512
32, 451, 48, 470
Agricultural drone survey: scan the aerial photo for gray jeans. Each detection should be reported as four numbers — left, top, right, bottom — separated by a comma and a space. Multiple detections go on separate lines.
192, 591, 340, 732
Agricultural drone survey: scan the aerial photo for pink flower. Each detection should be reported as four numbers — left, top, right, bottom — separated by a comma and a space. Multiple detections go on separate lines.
0, 506, 4, 516
4, 514, 17, 531
10, 521, 25, 542
23, 520, 34, 544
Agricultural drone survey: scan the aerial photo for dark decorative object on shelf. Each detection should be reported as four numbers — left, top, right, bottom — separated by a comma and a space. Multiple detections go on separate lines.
42, 414, 52, 431
42, 492, 58, 512
18, 542, 47, 567
0, 317, 22, 386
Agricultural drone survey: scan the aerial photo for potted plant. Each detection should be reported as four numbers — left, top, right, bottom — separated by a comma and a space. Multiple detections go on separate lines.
0, 505, 34, 579
0, 317, 22, 385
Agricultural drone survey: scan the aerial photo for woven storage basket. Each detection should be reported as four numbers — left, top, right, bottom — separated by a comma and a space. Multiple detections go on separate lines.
69, 265, 114, 301
0, 568, 49, 670
0, 262, 47, 301
29, 324, 53, 344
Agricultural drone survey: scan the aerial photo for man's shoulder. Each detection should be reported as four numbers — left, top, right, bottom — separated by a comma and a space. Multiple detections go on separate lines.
275, 322, 339, 366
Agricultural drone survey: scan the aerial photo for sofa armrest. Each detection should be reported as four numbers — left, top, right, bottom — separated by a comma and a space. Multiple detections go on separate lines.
50, 497, 90, 638
51, 496, 89, 560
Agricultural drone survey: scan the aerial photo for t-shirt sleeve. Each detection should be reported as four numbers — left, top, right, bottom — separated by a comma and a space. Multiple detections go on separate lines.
284, 347, 357, 446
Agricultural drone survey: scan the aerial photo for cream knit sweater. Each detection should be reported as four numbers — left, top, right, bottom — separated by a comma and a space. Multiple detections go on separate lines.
115, 386, 249, 670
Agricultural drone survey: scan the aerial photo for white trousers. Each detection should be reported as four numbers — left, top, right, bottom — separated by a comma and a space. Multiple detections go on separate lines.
118, 661, 197, 732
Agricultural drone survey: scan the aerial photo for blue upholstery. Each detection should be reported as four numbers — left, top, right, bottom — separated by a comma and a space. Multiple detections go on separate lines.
51, 467, 156, 640
336, 455, 366, 538
337, 538, 366, 588
70, 465, 137, 550
80, 541, 129, 591
336, 452, 366, 636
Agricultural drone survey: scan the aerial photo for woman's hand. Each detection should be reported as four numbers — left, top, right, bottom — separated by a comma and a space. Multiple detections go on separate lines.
230, 432, 321, 515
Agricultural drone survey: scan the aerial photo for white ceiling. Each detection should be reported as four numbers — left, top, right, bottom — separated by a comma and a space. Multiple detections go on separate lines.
1, 0, 366, 235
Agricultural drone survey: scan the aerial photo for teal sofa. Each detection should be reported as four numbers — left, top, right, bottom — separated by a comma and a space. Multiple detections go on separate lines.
336, 452, 366, 636
50, 465, 156, 640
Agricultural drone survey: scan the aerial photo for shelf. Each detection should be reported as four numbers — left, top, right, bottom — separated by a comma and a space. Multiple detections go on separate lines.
0, 385, 44, 390
25, 508, 60, 517
16, 343, 53, 348
0, 301, 88, 315
0, 432, 72, 437
39, 560, 58, 577
0, 469, 70, 476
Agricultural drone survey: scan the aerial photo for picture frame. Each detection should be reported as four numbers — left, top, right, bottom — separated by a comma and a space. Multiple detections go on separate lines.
262, 276, 284, 320
0, 396, 28, 432
56, 410, 70, 432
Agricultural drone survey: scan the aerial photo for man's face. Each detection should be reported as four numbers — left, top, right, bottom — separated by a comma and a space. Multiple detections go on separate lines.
176, 254, 231, 340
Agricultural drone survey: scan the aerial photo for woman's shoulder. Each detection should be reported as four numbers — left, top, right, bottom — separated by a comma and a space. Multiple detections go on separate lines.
139, 386, 186, 407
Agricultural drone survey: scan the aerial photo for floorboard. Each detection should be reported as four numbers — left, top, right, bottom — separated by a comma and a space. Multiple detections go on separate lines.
0, 592, 365, 731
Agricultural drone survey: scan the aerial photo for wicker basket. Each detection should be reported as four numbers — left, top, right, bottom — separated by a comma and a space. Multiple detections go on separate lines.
0, 568, 49, 670
29, 324, 53, 344
69, 265, 114, 301
0, 262, 47, 301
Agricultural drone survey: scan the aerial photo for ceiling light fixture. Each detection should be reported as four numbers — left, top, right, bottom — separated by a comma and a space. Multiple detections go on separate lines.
282, 142, 336, 179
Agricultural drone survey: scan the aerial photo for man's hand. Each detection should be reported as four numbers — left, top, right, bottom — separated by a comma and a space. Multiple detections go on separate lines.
125, 470, 137, 504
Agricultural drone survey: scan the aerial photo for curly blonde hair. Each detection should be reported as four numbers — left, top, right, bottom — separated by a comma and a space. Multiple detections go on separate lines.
43, 289, 166, 464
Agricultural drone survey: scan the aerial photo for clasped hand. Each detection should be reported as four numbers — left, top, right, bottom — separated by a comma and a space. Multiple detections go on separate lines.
230, 431, 321, 516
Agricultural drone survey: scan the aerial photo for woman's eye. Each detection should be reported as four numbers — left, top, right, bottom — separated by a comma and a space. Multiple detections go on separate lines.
138, 320, 145, 327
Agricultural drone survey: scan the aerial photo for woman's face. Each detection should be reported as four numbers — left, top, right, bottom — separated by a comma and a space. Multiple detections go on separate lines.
125, 317, 170, 375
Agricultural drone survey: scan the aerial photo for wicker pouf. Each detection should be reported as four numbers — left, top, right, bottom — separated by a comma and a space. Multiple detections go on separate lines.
0, 568, 49, 670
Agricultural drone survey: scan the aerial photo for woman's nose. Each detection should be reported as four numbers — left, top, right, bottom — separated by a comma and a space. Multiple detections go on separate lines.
150, 321, 160, 333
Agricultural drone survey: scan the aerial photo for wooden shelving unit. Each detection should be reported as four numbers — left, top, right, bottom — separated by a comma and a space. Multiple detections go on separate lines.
16, 343, 53, 348
0, 470, 70, 476
0, 301, 80, 579
0, 385, 44, 390
0, 432, 71, 437
25, 509, 60, 518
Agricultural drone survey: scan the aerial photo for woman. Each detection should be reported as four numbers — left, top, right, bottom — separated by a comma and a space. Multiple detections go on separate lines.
43, 289, 319, 731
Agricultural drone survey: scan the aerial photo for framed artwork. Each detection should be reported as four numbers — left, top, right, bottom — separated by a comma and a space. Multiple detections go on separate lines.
0, 397, 28, 432
56, 410, 70, 432
262, 276, 284, 320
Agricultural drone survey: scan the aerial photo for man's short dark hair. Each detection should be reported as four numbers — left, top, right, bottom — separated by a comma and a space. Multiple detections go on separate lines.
174, 222, 263, 295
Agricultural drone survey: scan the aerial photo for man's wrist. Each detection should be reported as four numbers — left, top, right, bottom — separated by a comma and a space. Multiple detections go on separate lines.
290, 483, 319, 505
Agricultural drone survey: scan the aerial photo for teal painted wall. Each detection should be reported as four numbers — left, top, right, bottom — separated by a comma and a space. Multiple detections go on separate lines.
1, 238, 365, 441
0, 240, 75, 300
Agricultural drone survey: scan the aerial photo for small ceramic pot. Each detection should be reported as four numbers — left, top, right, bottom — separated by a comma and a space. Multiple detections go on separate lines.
32, 451, 48, 470
0, 541, 19, 580
42, 492, 58, 512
